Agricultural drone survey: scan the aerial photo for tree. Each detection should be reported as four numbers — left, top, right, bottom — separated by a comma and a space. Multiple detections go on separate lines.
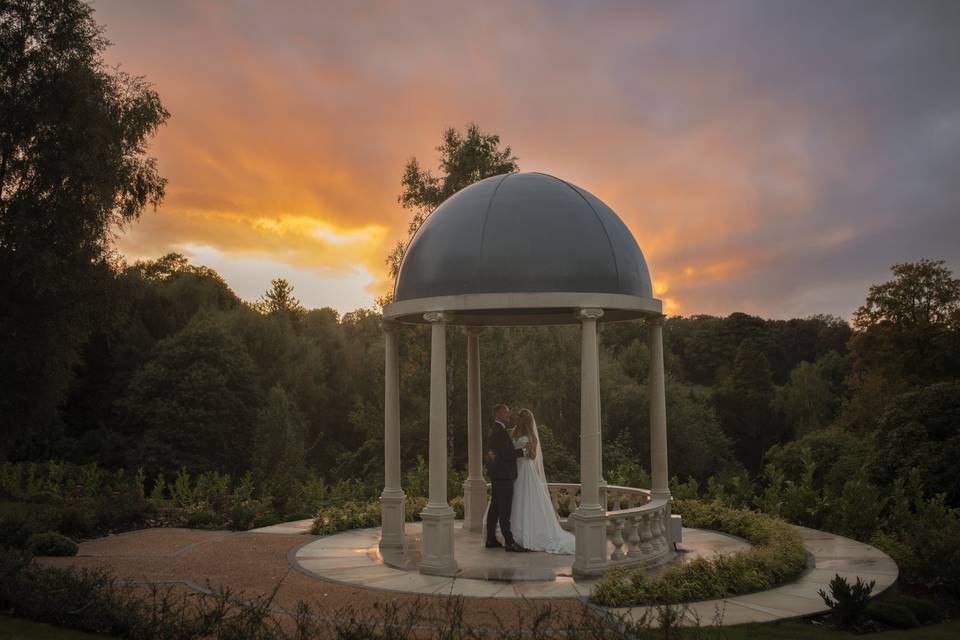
255, 278, 305, 322
714, 338, 780, 472
122, 313, 261, 477
871, 381, 960, 507
0, 0, 168, 457
384, 123, 519, 288
850, 260, 960, 383
253, 384, 308, 483
773, 360, 835, 437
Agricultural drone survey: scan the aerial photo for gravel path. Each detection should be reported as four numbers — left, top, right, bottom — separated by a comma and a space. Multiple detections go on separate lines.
37, 528, 589, 631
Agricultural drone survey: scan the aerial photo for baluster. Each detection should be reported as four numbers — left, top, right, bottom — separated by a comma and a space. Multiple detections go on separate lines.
609, 519, 625, 561
550, 487, 560, 515
640, 513, 653, 555
653, 510, 666, 552
626, 515, 642, 558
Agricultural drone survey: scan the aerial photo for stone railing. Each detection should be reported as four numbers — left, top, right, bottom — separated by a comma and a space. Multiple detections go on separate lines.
546, 482, 673, 570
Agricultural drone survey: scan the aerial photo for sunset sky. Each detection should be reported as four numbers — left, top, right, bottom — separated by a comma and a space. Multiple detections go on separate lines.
93, 0, 960, 319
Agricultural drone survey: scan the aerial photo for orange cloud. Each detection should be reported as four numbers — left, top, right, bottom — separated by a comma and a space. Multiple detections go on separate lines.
94, 0, 901, 317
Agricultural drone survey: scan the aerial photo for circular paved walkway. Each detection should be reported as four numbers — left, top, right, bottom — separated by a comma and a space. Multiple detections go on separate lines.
37, 520, 897, 628
284, 521, 752, 599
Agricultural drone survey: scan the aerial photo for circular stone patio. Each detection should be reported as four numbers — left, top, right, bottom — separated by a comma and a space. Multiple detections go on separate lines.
254, 518, 898, 625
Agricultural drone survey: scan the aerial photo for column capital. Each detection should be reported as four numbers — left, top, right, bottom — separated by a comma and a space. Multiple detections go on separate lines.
647, 314, 665, 327
577, 308, 604, 321
423, 311, 452, 323
382, 319, 401, 333
460, 326, 486, 337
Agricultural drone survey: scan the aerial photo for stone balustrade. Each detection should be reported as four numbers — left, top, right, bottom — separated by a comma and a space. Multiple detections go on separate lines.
545, 482, 672, 569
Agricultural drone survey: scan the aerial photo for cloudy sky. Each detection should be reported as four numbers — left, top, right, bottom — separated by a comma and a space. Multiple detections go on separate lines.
93, 0, 960, 319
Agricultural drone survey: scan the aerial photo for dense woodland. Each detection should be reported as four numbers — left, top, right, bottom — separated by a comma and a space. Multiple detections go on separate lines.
2, 0, 960, 612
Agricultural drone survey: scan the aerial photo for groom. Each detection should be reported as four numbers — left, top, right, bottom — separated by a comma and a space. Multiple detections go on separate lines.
485, 404, 531, 552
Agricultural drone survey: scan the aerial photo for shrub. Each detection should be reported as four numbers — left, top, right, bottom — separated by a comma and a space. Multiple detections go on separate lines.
311, 497, 430, 536
0, 501, 62, 547
887, 595, 944, 625
26, 531, 78, 557
186, 509, 221, 529
818, 573, 875, 629
865, 600, 919, 629
589, 500, 808, 606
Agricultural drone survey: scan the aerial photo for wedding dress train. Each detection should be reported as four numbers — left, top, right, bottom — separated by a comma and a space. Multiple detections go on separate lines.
509, 435, 576, 554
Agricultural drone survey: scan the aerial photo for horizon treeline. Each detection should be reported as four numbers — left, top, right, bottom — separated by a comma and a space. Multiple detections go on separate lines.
8, 252, 958, 516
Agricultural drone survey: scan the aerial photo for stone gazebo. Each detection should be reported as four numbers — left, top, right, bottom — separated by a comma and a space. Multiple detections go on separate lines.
380, 172, 675, 578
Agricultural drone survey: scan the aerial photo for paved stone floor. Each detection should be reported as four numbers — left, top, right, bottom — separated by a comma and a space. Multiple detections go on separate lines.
284, 521, 753, 598
37, 520, 897, 628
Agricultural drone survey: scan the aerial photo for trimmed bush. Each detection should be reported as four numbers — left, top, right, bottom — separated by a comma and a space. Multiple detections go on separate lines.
866, 600, 920, 629
26, 532, 78, 557
883, 595, 944, 625
589, 500, 808, 606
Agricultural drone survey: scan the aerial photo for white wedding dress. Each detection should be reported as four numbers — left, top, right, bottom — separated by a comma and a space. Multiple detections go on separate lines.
509, 434, 576, 555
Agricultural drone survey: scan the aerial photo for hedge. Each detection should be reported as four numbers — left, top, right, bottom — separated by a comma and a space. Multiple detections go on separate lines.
311, 496, 465, 536
589, 499, 808, 606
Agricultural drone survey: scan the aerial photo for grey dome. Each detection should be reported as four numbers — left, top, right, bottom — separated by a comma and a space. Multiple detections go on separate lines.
394, 172, 654, 302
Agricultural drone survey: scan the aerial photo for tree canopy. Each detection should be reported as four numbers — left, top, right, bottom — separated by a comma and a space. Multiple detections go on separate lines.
0, 0, 168, 457
384, 123, 519, 287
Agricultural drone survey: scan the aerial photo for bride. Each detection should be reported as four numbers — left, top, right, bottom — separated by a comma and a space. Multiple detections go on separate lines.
509, 408, 576, 554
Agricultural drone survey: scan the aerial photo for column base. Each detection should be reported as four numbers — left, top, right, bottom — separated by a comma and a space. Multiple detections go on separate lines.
419, 504, 458, 576
571, 505, 608, 577
379, 489, 406, 549
462, 477, 488, 533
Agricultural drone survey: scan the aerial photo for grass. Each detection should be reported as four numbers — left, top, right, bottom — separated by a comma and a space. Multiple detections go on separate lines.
711, 619, 960, 639
0, 615, 110, 639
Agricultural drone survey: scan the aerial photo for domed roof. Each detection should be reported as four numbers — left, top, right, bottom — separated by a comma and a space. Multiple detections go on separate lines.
396, 172, 653, 297
386, 172, 660, 325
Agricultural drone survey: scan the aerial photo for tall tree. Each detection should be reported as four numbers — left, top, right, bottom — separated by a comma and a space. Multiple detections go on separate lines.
714, 338, 780, 472
850, 259, 960, 383
256, 278, 305, 322
0, 0, 168, 457
384, 123, 518, 293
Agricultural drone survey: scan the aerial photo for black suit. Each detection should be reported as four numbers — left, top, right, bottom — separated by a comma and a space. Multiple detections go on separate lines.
485, 420, 525, 545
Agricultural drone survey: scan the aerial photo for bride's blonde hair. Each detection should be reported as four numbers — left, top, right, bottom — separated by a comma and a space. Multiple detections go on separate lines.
513, 408, 536, 441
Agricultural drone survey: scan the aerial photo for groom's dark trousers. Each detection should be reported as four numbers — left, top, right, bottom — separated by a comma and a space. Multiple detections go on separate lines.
485, 421, 525, 546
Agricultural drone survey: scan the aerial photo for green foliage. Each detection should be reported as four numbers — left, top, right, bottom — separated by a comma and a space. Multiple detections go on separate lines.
772, 360, 836, 436
122, 314, 262, 476
872, 470, 960, 595
871, 381, 960, 505
25, 532, 77, 557
851, 259, 960, 384
833, 471, 884, 540
310, 497, 430, 536
714, 339, 781, 472
883, 595, 944, 625
590, 500, 807, 606
186, 510, 221, 529
779, 448, 824, 527
0, 0, 169, 459
387, 123, 519, 285
865, 600, 920, 629
254, 385, 308, 485
818, 574, 875, 629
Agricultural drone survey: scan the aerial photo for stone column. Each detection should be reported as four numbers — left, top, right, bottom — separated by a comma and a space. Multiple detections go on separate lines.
462, 327, 486, 533
379, 321, 405, 549
419, 311, 458, 575
649, 315, 670, 500
572, 308, 608, 576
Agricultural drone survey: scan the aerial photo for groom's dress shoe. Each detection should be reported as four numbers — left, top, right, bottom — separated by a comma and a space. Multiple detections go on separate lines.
485, 540, 503, 548
505, 542, 530, 552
